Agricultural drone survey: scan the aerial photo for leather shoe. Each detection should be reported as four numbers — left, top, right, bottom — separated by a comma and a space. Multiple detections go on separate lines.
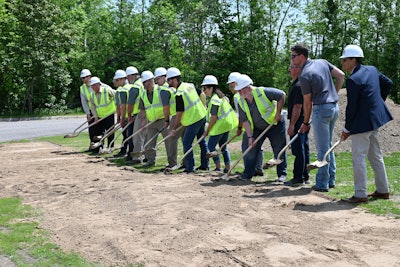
368, 191, 390, 199
254, 169, 264, 176
311, 185, 328, 192
341, 196, 368, 203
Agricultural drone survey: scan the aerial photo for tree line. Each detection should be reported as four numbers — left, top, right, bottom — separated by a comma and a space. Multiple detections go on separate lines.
0, 0, 399, 116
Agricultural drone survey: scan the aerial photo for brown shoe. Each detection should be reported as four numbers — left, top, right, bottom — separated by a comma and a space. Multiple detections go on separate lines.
368, 191, 390, 199
341, 196, 369, 203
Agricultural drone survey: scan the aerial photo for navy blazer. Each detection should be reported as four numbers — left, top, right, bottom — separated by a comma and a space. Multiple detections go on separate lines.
345, 64, 393, 135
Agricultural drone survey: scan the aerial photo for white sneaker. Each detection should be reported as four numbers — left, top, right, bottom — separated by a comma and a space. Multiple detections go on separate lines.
277, 175, 287, 182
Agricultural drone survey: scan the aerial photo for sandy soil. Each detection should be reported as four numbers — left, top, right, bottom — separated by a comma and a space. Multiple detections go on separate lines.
0, 89, 399, 266
0, 141, 399, 267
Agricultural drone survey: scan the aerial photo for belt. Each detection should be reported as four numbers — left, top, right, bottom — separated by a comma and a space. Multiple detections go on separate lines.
313, 102, 337, 106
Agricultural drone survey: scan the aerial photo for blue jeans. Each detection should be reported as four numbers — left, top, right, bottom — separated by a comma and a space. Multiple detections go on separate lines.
291, 132, 310, 181
208, 131, 230, 165
183, 117, 207, 172
312, 103, 339, 189
242, 117, 287, 179
242, 133, 263, 172
196, 118, 209, 169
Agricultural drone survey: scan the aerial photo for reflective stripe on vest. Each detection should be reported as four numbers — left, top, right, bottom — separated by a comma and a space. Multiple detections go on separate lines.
142, 85, 164, 121
176, 83, 206, 126
207, 95, 238, 136
93, 87, 116, 118
238, 87, 276, 129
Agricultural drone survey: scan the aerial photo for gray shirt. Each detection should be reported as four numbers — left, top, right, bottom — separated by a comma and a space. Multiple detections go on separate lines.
127, 87, 139, 105
299, 59, 338, 105
238, 87, 284, 129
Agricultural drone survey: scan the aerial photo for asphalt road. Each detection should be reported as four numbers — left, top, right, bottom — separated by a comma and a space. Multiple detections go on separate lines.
0, 116, 88, 143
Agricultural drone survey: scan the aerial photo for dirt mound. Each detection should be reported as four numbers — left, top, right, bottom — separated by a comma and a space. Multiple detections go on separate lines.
1, 142, 399, 266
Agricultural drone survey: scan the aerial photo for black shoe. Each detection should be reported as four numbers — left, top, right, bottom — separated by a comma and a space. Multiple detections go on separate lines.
196, 166, 209, 171
311, 185, 329, 192
254, 169, 264, 176
116, 150, 126, 157
329, 184, 335, 189
284, 179, 304, 187
238, 175, 252, 181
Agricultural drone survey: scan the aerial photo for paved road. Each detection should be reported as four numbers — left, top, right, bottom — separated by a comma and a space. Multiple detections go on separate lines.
0, 116, 88, 142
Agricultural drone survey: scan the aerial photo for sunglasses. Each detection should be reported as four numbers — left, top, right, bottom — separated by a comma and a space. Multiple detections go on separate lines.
81, 76, 89, 79
290, 54, 299, 59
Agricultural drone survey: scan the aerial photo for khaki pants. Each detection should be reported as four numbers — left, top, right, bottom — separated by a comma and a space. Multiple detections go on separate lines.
165, 115, 185, 167
129, 115, 147, 160
143, 119, 169, 164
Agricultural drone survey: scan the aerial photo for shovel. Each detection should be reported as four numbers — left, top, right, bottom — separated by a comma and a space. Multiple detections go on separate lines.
90, 123, 121, 150
141, 126, 167, 152
221, 123, 275, 181
206, 133, 239, 159
102, 119, 159, 154
99, 120, 134, 154
164, 134, 206, 172
263, 132, 300, 169
64, 116, 108, 138
307, 139, 342, 170
154, 125, 184, 149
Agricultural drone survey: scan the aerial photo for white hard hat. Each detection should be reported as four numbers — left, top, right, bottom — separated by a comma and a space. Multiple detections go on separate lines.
113, 69, 127, 80
166, 67, 181, 80
80, 69, 91, 78
201, 75, 218, 86
227, 72, 241, 84
340, 45, 364, 59
90, 76, 101, 86
154, 67, 167, 78
141, 70, 154, 83
235, 74, 253, 91
126, 66, 139, 76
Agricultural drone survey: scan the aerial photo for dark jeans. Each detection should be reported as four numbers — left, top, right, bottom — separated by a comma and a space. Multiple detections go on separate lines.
183, 117, 208, 172
242, 117, 287, 179
291, 132, 310, 181
92, 113, 115, 152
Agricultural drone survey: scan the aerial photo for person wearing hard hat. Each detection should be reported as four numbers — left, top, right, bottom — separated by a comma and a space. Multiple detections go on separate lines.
137, 71, 170, 167
235, 74, 287, 181
291, 43, 345, 192
283, 63, 310, 187
154, 67, 168, 87
339, 45, 393, 203
79, 69, 96, 149
227, 72, 264, 177
89, 76, 116, 153
167, 67, 208, 173
201, 75, 238, 172
113, 69, 131, 157
125, 66, 147, 164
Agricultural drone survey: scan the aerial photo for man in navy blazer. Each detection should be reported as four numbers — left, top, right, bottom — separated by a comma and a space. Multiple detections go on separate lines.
340, 45, 393, 203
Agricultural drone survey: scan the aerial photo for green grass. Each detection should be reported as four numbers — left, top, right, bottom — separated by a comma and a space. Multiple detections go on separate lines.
0, 198, 102, 267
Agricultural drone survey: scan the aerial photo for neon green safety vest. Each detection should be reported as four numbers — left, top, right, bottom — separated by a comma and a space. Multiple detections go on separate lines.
176, 82, 206, 126
80, 84, 92, 108
207, 94, 238, 136
163, 86, 176, 116
238, 87, 277, 129
116, 84, 131, 117
92, 86, 116, 118
141, 85, 165, 122
130, 78, 143, 115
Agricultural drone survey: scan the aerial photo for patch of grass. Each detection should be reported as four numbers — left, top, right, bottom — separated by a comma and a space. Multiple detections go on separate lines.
0, 198, 102, 266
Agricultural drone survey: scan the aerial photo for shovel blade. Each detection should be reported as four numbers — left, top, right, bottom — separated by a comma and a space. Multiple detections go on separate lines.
265, 158, 283, 168
90, 142, 102, 150
99, 148, 112, 154
307, 160, 328, 171
221, 173, 230, 181
64, 133, 77, 138
206, 151, 218, 159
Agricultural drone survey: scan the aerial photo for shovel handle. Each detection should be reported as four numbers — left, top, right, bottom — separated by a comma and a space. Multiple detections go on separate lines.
170, 134, 207, 171
155, 125, 184, 149
222, 122, 275, 180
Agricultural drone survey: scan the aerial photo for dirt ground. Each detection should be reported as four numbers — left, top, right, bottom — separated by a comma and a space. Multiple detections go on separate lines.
0, 89, 399, 266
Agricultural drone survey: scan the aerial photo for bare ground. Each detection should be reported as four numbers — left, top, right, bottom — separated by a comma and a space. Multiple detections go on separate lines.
0, 141, 400, 267
0, 89, 400, 266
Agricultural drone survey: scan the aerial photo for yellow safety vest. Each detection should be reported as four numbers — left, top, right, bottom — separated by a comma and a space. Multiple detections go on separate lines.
130, 78, 143, 115
176, 82, 206, 126
80, 84, 92, 107
162, 86, 176, 116
207, 94, 238, 136
117, 84, 131, 117
93, 86, 116, 118
141, 85, 165, 122
238, 87, 276, 129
